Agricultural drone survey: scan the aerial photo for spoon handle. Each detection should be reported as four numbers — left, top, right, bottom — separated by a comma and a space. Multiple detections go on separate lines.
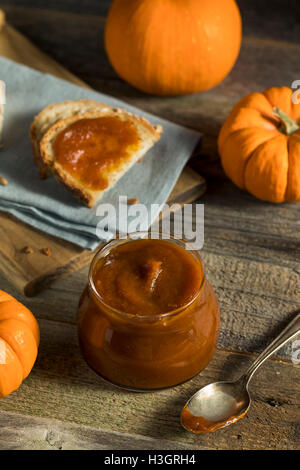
241, 311, 300, 385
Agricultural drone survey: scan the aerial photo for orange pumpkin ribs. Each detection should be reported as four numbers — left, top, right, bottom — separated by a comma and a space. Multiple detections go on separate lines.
0, 290, 40, 398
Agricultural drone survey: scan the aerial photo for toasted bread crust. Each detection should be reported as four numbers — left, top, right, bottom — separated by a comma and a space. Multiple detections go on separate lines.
52, 165, 94, 207
38, 105, 162, 207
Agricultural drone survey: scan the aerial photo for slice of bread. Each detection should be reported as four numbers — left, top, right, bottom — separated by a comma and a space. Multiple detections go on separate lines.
39, 106, 162, 207
30, 99, 111, 177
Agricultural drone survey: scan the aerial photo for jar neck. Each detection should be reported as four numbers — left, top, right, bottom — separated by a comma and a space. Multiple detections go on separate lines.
88, 234, 206, 325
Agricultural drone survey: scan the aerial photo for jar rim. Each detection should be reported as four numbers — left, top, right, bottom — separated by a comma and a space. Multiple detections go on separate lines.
88, 231, 206, 320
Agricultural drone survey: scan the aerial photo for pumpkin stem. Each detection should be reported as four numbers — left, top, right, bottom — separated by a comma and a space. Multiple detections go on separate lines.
273, 107, 300, 135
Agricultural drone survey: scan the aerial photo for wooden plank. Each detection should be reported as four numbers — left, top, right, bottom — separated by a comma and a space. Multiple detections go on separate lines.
0, 22, 86, 86
0, 317, 298, 450
2, 0, 300, 46
0, 1, 112, 18
0, 213, 94, 296
167, 166, 206, 205
237, 0, 300, 44
201, 183, 300, 271
0, 410, 199, 450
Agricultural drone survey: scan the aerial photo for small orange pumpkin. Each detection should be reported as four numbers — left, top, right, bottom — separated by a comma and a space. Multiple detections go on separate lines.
0, 290, 40, 397
218, 86, 300, 203
105, 0, 242, 96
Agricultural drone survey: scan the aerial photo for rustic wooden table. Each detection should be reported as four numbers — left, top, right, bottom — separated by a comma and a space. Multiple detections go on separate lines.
0, 0, 299, 450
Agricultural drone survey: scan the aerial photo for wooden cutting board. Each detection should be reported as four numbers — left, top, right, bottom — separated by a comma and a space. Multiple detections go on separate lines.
0, 14, 206, 296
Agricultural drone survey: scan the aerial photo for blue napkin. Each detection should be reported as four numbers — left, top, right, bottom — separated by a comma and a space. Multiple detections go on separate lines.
0, 57, 201, 250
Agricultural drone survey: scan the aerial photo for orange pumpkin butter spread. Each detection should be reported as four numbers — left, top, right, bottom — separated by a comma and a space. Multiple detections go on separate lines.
93, 240, 203, 315
77, 238, 220, 390
53, 116, 140, 190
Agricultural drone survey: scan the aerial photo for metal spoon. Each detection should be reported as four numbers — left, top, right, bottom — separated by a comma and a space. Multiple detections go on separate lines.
181, 312, 300, 434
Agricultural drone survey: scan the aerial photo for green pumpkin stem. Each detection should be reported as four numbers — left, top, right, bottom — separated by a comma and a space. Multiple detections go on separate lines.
273, 106, 300, 135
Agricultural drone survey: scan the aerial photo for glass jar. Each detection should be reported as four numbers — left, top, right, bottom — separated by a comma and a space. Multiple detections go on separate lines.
77, 234, 220, 391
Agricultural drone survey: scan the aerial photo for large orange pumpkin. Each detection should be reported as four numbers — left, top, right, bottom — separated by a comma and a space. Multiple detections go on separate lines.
0, 290, 40, 397
218, 86, 300, 203
105, 0, 242, 96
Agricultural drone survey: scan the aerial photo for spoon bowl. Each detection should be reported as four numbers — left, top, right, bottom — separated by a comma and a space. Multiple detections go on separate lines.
181, 379, 250, 433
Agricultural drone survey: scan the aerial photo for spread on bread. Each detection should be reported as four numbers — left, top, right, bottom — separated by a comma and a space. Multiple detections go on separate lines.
30, 100, 111, 179
30, 100, 162, 207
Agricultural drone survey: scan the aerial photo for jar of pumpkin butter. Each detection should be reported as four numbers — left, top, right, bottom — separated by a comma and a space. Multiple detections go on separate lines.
77, 233, 220, 391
